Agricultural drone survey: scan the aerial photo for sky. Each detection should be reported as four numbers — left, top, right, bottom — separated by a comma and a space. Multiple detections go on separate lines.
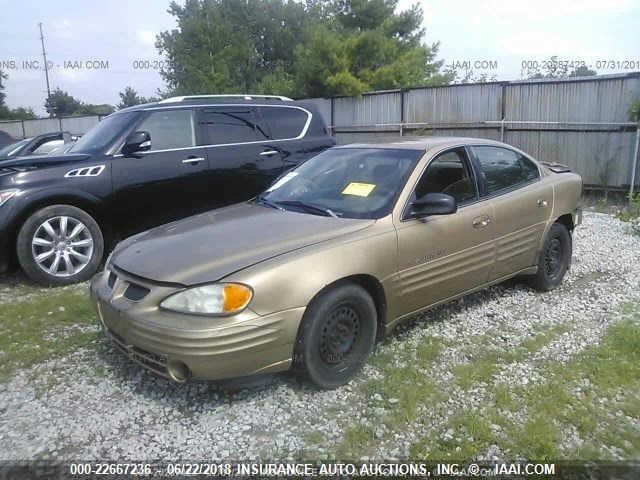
1, 0, 639, 115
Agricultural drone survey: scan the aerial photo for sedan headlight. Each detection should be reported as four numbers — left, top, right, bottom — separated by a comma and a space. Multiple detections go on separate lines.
0, 189, 18, 206
160, 283, 253, 316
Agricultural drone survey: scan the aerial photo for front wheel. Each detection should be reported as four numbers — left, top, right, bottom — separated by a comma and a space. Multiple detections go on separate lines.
294, 283, 377, 389
529, 222, 572, 292
16, 205, 104, 286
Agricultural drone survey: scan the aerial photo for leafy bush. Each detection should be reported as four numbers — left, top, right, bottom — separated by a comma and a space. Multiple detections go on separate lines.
618, 194, 640, 235
630, 99, 640, 122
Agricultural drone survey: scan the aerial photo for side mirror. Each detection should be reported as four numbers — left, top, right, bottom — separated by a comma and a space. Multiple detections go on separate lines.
409, 192, 457, 218
122, 131, 151, 156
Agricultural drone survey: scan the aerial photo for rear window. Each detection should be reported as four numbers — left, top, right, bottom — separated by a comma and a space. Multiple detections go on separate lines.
472, 146, 539, 195
259, 106, 308, 140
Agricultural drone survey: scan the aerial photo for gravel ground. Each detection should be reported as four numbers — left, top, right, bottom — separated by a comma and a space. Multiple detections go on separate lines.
0, 212, 638, 460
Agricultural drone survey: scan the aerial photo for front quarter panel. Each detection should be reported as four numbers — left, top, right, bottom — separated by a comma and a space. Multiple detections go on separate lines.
224, 217, 398, 317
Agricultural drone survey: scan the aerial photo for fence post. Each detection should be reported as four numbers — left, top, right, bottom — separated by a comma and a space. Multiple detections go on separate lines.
629, 121, 640, 201
400, 89, 405, 137
500, 118, 505, 142
21, 120, 26, 139
330, 97, 335, 137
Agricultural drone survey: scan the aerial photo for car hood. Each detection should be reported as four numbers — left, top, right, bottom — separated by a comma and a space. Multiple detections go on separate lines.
0, 153, 91, 169
112, 202, 374, 285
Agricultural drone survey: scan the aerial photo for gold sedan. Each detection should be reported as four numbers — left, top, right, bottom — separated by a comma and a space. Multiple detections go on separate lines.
90, 137, 582, 388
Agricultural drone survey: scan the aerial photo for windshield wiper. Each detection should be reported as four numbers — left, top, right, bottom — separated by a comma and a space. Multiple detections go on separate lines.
253, 195, 285, 211
276, 200, 339, 218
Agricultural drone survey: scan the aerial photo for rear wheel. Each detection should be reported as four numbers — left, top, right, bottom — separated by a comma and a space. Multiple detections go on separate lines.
294, 283, 377, 389
16, 205, 104, 286
529, 222, 572, 292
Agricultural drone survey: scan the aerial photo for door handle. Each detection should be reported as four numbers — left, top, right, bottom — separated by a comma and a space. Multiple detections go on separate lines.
260, 150, 279, 157
182, 156, 205, 165
472, 216, 491, 229
537, 199, 548, 208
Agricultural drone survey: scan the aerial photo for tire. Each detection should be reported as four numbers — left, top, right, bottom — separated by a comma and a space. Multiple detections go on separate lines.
529, 222, 572, 292
16, 204, 104, 286
294, 283, 377, 389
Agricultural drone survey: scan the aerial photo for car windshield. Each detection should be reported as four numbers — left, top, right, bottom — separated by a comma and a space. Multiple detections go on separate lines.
0, 138, 31, 157
70, 111, 139, 154
258, 147, 422, 219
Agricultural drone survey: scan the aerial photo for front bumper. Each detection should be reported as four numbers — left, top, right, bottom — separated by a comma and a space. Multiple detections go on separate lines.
90, 265, 304, 382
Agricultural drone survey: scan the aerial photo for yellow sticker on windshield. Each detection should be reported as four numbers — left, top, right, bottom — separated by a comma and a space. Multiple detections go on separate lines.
342, 182, 376, 197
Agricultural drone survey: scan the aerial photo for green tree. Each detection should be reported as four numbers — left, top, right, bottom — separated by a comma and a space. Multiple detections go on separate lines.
0, 71, 38, 120
157, 0, 450, 98
44, 88, 82, 117
5, 107, 37, 120
630, 99, 640, 122
117, 86, 146, 109
0, 69, 6, 107
569, 65, 597, 77
74, 104, 116, 116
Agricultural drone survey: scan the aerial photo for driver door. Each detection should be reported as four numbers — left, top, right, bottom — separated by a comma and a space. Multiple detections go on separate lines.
394, 147, 495, 317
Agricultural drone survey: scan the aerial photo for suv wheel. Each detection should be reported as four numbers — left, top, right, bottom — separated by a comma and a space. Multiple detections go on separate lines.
16, 205, 104, 286
294, 283, 377, 389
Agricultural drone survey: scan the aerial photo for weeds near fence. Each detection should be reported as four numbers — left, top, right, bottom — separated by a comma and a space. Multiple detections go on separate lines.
618, 193, 640, 236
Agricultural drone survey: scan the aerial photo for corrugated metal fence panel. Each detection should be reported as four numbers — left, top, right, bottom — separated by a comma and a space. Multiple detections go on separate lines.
505, 76, 640, 122
304, 98, 332, 126
405, 83, 503, 123
505, 130, 635, 186
335, 127, 502, 146
333, 91, 401, 126
0, 121, 24, 139
60, 115, 101, 135
23, 118, 60, 137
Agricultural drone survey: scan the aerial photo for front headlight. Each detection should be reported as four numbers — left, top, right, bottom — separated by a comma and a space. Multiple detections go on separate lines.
160, 283, 253, 316
0, 189, 18, 206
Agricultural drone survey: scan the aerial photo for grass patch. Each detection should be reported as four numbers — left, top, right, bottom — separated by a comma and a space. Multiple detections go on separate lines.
0, 287, 98, 381
452, 324, 571, 389
410, 312, 640, 461
334, 335, 446, 459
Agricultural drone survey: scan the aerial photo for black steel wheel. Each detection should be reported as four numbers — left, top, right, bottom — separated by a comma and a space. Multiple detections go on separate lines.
529, 222, 572, 292
294, 283, 377, 389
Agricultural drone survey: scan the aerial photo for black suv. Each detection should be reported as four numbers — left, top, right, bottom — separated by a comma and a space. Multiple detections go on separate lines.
0, 95, 334, 285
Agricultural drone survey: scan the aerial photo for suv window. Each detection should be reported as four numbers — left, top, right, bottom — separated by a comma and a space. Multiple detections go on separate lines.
472, 146, 539, 194
413, 147, 477, 204
137, 109, 196, 151
199, 107, 268, 145
259, 106, 308, 140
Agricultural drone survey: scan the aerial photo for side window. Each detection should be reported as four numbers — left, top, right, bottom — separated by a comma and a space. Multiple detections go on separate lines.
32, 139, 64, 155
413, 147, 478, 204
472, 146, 539, 195
259, 106, 308, 140
137, 109, 196, 151
199, 107, 268, 145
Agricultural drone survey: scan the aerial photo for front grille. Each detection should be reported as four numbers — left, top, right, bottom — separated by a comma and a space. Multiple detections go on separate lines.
106, 270, 150, 301
106, 329, 170, 379
123, 283, 150, 301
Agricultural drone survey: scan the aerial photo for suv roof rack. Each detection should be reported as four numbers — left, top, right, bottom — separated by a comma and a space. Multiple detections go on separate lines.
158, 94, 293, 103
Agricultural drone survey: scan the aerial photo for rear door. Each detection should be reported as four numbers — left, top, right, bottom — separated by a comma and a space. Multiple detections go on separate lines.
470, 145, 552, 280
258, 105, 325, 172
198, 106, 285, 206
111, 108, 208, 233
394, 147, 495, 317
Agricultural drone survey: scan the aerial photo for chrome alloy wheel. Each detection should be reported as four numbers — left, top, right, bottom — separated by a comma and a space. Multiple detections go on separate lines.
31, 216, 94, 277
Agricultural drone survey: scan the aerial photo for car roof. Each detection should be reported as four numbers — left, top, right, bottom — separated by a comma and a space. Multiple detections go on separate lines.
335, 137, 513, 152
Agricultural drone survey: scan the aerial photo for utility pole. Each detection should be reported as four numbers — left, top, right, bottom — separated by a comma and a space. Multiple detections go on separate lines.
38, 22, 52, 116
